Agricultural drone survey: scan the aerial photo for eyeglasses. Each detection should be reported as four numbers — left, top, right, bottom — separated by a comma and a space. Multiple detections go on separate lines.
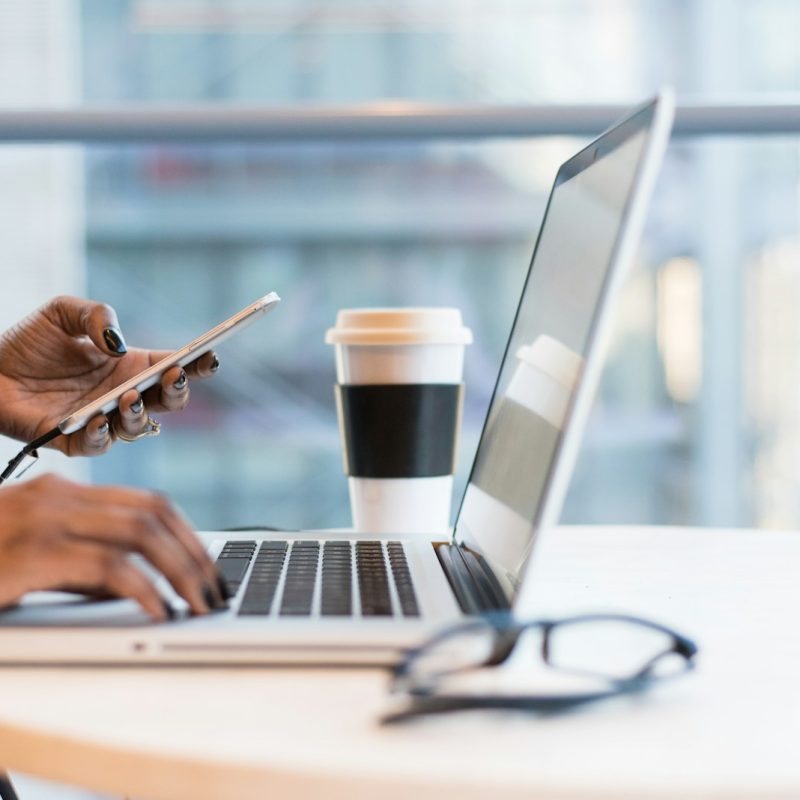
384, 612, 698, 723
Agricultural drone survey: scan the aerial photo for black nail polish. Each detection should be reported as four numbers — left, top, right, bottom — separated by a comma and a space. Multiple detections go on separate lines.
130, 397, 143, 414
210, 355, 220, 373
162, 599, 177, 621
102, 327, 127, 356
204, 583, 229, 611
216, 572, 232, 601
173, 371, 187, 391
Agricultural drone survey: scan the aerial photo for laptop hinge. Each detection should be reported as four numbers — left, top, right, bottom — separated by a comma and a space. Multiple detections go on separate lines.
435, 543, 510, 615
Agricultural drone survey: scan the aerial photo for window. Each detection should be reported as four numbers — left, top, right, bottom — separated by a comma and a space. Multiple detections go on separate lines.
2, 0, 800, 530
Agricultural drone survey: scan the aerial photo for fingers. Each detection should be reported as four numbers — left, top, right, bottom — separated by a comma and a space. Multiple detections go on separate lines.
159, 366, 189, 412
70, 483, 225, 610
73, 351, 221, 451
63, 388, 156, 455
43, 540, 170, 622
63, 414, 112, 457
45, 296, 128, 358
145, 349, 219, 380
139, 366, 190, 414
2, 474, 225, 619
185, 350, 220, 380
154, 496, 225, 597
137, 350, 221, 415
67, 506, 211, 616
112, 388, 154, 439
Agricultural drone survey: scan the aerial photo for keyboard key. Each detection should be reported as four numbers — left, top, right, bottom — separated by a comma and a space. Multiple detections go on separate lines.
216, 546, 257, 595
221, 541, 256, 553
237, 542, 287, 616
216, 557, 252, 585
356, 542, 392, 616
280, 542, 320, 616
387, 542, 420, 616
321, 541, 353, 616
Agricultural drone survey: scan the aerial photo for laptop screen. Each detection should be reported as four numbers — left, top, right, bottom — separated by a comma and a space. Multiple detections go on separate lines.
454, 102, 660, 598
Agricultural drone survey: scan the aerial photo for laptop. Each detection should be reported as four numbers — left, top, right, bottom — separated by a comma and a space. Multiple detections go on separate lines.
0, 91, 674, 664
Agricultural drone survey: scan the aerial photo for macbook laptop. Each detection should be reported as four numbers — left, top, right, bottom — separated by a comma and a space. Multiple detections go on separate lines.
0, 91, 674, 664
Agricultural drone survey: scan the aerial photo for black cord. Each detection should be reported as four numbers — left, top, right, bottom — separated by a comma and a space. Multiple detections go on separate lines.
0, 772, 20, 800
0, 426, 61, 485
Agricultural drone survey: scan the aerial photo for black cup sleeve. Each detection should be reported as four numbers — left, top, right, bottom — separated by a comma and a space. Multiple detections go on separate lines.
335, 383, 464, 478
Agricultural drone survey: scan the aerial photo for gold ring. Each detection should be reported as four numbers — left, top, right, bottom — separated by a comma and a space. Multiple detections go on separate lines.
113, 414, 161, 443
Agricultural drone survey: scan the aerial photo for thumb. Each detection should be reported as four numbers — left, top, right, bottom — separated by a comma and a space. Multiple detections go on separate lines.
46, 296, 128, 358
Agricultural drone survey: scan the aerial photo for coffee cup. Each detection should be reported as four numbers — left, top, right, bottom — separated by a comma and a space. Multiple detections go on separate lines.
325, 308, 472, 533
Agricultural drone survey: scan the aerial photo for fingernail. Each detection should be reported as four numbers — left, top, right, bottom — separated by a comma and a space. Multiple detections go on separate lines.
216, 572, 232, 601
102, 327, 127, 356
204, 583, 228, 611
162, 599, 177, 621
210, 355, 220, 373
130, 396, 143, 414
97, 421, 109, 436
173, 370, 187, 391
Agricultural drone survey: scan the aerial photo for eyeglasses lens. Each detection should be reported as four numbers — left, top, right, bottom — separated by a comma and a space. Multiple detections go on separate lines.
407, 624, 498, 685
546, 619, 680, 680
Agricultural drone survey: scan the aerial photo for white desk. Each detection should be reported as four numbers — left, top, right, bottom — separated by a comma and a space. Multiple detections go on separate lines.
1, 525, 799, 800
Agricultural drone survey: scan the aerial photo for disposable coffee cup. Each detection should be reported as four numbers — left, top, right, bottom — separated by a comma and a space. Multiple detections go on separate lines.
326, 308, 472, 533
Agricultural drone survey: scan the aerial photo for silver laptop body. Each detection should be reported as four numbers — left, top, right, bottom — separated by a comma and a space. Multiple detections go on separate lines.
0, 92, 674, 664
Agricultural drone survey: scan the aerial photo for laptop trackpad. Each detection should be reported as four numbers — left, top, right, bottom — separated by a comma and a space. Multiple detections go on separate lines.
0, 592, 153, 627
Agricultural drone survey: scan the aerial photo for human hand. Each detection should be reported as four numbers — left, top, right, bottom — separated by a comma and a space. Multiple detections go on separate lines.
0, 295, 219, 455
0, 474, 227, 619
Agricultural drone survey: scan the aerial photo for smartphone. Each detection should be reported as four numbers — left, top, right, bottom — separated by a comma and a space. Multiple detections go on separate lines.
57, 291, 281, 435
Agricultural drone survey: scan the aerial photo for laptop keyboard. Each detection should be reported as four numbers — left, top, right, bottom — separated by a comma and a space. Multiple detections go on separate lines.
242, 541, 288, 616
216, 540, 420, 618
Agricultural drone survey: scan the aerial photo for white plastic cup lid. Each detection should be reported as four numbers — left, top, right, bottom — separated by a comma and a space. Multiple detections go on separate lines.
515, 335, 584, 390
325, 307, 473, 346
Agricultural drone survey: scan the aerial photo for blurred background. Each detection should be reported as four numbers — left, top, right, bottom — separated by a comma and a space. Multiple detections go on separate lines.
2, 0, 800, 533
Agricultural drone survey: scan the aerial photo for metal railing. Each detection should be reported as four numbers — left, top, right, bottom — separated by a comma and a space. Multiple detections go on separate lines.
0, 99, 795, 530
0, 102, 799, 142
